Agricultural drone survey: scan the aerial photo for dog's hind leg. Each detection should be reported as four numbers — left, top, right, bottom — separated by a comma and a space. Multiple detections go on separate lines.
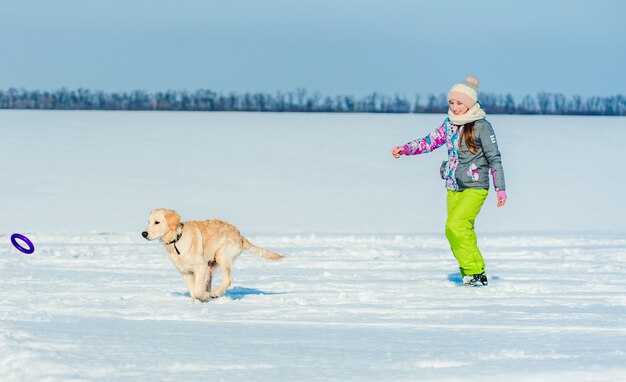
209, 249, 234, 298
205, 260, 217, 292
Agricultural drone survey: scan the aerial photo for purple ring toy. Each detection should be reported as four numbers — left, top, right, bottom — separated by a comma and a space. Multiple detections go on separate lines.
11, 233, 35, 254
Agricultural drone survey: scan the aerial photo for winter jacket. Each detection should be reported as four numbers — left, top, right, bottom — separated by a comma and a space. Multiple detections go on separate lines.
402, 118, 506, 192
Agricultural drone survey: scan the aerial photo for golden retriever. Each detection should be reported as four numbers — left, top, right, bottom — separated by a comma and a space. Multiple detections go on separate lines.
142, 208, 283, 302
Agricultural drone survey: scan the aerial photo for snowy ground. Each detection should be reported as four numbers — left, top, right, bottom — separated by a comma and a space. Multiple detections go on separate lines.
2, 111, 626, 381
1, 232, 626, 381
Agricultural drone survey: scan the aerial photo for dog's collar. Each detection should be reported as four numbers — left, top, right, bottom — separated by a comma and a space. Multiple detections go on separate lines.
165, 223, 184, 255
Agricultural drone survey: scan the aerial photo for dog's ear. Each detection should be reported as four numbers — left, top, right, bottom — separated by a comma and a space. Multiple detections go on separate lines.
164, 210, 181, 231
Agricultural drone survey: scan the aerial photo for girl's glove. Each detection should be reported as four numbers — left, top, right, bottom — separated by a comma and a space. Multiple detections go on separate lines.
497, 190, 507, 207
391, 146, 405, 158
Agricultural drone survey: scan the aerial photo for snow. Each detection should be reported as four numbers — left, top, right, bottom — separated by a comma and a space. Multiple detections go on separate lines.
1, 111, 626, 381
3, 110, 624, 234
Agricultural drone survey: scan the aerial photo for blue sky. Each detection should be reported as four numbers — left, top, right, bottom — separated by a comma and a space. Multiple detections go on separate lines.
0, 0, 624, 98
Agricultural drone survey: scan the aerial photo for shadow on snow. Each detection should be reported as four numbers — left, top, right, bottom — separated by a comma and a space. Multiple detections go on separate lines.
447, 273, 500, 285
171, 286, 284, 301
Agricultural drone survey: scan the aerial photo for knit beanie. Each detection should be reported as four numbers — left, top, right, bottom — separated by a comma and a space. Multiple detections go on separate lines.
447, 76, 480, 108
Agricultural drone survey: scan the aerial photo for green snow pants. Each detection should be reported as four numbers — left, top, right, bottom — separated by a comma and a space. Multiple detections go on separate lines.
445, 188, 489, 278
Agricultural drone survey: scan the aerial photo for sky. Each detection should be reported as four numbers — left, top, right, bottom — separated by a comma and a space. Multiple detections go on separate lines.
0, 0, 624, 98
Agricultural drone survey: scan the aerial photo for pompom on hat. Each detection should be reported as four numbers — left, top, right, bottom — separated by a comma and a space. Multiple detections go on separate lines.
448, 76, 480, 108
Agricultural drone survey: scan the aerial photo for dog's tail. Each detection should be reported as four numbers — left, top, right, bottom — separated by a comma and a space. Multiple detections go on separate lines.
242, 237, 284, 260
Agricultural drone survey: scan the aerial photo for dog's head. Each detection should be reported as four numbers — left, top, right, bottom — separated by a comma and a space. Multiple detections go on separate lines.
141, 208, 181, 241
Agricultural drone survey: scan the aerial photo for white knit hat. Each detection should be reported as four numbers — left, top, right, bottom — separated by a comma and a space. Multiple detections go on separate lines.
448, 76, 480, 108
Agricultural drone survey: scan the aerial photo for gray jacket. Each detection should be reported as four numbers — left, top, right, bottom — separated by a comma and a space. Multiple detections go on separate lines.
403, 118, 506, 191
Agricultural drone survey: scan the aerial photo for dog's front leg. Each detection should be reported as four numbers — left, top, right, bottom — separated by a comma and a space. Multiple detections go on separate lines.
190, 267, 213, 302
181, 273, 199, 302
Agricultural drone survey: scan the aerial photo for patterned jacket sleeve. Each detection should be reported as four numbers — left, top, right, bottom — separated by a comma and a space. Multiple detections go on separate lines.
478, 121, 506, 191
402, 122, 447, 156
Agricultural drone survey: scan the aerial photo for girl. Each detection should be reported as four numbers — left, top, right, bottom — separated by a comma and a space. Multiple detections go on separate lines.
391, 76, 507, 287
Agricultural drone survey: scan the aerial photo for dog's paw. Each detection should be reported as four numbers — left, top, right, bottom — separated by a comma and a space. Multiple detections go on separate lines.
190, 291, 216, 302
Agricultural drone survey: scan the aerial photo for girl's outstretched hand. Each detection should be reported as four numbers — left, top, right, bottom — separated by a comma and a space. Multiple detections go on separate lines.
497, 190, 507, 207
391, 146, 404, 158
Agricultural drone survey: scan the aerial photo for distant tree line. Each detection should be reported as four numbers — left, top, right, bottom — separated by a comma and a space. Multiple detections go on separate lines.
0, 87, 624, 116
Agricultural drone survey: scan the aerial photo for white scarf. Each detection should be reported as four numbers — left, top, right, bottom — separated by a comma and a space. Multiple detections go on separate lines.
447, 103, 486, 125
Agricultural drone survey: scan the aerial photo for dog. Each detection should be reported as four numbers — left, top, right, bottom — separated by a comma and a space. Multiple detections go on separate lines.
142, 208, 284, 302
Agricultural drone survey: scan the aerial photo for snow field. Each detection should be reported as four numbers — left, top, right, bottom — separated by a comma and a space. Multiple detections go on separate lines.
2, 111, 625, 380
1, 232, 625, 381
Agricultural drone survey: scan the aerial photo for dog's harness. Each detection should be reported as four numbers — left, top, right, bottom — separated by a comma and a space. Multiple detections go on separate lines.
165, 223, 184, 255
